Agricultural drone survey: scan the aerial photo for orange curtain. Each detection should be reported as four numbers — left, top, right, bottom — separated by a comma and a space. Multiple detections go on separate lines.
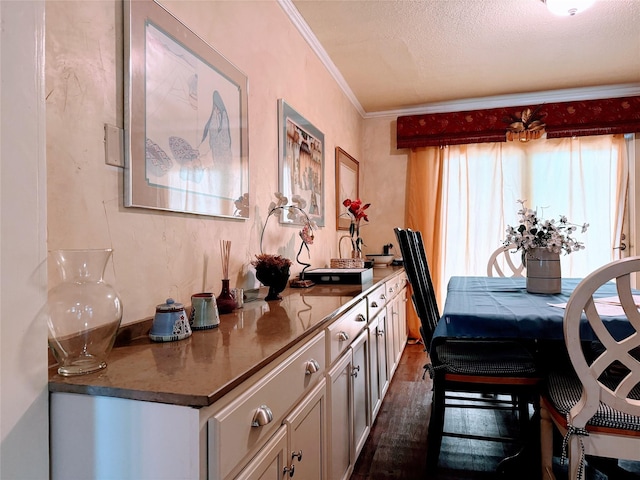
404, 146, 445, 341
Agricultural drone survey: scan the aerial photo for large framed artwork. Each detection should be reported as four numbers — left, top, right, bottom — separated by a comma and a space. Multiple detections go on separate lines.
335, 147, 359, 231
124, 0, 249, 218
278, 99, 325, 227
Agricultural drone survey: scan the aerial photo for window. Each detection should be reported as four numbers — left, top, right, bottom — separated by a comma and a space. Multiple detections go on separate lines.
439, 135, 627, 300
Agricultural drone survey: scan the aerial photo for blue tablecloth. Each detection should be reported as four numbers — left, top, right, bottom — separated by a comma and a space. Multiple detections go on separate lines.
434, 276, 634, 345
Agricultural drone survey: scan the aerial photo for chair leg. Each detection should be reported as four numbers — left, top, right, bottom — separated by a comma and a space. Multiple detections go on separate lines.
540, 402, 556, 480
568, 437, 582, 480
427, 377, 446, 469
518, 394, 530, 436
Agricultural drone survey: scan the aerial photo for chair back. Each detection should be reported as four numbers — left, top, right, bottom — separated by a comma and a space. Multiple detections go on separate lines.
487, 244, 525, 277
564, 256, 640, 427
394, 227, 440, 347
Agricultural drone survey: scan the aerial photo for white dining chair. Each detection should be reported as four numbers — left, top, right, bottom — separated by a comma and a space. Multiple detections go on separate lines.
540, 256, 640, 480
487, 243, 525, 277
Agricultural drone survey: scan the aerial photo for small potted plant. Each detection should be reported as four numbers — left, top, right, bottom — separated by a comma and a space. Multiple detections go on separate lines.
251, 253, 293, 301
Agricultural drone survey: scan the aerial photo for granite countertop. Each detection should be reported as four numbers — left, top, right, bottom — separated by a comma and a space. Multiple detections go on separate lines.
48, 267, 403, 408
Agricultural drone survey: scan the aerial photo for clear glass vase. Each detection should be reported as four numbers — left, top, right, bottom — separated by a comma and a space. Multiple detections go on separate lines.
46, 249, 123, 376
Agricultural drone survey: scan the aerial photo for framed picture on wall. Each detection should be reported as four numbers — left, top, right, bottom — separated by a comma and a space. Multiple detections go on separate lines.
278, 99, 325, 227
124, 0, 249, 219
335, 147, 359, 231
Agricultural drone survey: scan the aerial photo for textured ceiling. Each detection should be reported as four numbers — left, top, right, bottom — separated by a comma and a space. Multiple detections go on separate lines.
288, 0, 640, 114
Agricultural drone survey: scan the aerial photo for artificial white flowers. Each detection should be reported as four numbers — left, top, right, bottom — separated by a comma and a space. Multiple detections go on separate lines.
504, 200, 589, 255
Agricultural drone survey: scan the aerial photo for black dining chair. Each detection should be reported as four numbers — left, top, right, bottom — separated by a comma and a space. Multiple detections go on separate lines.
394, 227, 542, 470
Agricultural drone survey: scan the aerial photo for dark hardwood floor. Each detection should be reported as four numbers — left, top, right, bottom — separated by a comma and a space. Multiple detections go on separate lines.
350, 342, 640, 480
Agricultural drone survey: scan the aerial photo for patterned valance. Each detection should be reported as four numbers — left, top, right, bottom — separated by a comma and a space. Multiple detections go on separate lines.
396, 95, 640, 148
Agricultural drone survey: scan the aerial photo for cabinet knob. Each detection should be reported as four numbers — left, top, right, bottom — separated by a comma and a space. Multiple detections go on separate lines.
356, 313, 366, 322
283, 464, 295, 477
251, 405, 273, 427
338, 331, 349, 342
292, 450, 303, 461
377, 329, 385, 336
380, 293, 386, 300
305, 359, 320, 375
389, 287, 395, 293
351, 365, 360, 377
370, 301, 378, 308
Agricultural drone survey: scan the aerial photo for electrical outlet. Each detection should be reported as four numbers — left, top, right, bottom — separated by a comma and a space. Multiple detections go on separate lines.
104, 124, 124, 168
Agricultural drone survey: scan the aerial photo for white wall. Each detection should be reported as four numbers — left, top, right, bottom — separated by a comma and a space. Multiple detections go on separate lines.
0, 1, 49, 478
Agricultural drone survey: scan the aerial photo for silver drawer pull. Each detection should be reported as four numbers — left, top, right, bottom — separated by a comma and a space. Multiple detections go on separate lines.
370, 301, 378, 308
338, 331, 349, 342
380, 293, 386, 300
377, 329, 385, 336
251, 405, 273, 427
351, 365, 360, 377
305, 359, 320, 375
389, 287, 395, 293
292, 450, 303, 461
356, 313, 366, 322
283, 464, 295, 477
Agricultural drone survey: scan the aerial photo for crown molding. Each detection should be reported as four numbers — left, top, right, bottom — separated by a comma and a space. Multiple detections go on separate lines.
368, 83, 640, 119
279, 0, 640, 120
278, 0, 366, 117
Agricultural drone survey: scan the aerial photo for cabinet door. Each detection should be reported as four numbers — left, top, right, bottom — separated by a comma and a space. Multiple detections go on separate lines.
284, 379, 327, 480
234, 426, 287, 480
390, 295, 403, 373
367, 317, 382, 422
351, 331, 370, 460
376, 309, 390, 401
327, 352, 352, 480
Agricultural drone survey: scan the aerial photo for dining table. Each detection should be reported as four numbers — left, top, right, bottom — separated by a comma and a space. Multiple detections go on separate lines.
432, 275, 636, 476
434, 276, 635, 348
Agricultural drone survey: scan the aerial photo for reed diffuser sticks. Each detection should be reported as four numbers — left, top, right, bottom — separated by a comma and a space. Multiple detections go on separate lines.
220, 240, 231, 279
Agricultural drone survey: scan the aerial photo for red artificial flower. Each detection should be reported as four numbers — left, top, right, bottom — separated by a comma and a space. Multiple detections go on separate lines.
343, 198, 370, 222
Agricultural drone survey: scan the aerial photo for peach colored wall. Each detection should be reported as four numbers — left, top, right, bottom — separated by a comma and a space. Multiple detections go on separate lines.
46, 0, 362, 325
361, 115, 409, 258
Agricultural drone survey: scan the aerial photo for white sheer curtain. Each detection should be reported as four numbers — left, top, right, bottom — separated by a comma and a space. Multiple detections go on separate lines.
438, 134, 628, 301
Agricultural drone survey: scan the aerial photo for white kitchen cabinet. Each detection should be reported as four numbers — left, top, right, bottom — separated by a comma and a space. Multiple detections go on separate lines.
234, 426, 288, 480
368, 311, 388, 421
284, 379, 327, 480
207, 332, 326, 480
50, 392, 201, 480
49, 270, 408, 480
327, 349, 352, 480
388, 292, 407, 375
350, 330, 370, 460
237, 379, 327, 480
326, 329, 370, 480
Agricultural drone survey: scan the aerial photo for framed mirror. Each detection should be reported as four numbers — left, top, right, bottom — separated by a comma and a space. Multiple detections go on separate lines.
335, 147, 359, 231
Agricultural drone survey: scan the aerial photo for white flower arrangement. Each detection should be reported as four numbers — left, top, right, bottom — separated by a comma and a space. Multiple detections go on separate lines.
504, 200, 589, 255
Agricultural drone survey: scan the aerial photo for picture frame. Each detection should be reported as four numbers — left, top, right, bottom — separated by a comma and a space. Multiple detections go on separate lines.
278, 99, 325, 227
124, 0, 249, 219
335, 147, 359, 231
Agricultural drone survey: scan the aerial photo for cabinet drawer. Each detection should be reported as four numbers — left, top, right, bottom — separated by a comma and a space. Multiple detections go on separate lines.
367, 283, 387, 319
326, 300, 367, 365
208, 331, 326, 480
386, 273, 407, 299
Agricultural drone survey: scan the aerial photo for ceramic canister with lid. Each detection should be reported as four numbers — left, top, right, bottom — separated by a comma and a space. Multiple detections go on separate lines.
149, 298, 192, 342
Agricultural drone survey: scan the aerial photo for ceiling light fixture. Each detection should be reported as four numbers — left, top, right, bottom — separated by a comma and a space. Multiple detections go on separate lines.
542, 0, 596, 16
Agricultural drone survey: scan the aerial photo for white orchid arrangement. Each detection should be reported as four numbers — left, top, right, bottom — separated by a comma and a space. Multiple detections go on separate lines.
257, 193, 318, 278
504, 200, 589, 255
